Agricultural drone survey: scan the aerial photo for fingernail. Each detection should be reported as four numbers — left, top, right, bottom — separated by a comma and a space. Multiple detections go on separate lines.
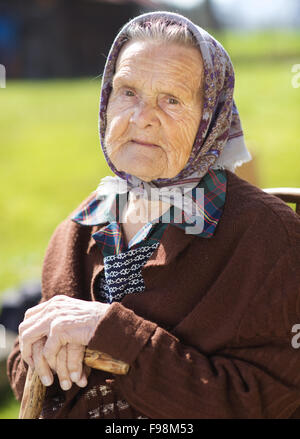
70, 372, 80, 382
77, 377, 87, 388
61, 380, 71, 391
41, 376, 52, 386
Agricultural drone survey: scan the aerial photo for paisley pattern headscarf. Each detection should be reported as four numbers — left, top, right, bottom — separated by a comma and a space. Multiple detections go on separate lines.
96, 10, 251, 214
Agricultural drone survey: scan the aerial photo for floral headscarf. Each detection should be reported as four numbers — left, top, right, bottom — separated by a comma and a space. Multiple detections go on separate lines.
96, 11, 251, 214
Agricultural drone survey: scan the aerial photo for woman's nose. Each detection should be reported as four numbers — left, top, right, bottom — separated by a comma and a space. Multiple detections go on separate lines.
129, 102, 160, 128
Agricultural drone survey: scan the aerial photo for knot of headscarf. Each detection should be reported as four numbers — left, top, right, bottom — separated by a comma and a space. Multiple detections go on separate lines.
96, 173, 204, 220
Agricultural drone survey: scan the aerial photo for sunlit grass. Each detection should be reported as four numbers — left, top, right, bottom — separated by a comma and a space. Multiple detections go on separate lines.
0, 78, 113, 291
0, 388, 20, 419
234, 61, 300, 188
214, 29, 300, 61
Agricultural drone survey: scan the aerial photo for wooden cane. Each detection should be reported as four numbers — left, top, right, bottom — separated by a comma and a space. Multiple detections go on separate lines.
19, 348, 130, 419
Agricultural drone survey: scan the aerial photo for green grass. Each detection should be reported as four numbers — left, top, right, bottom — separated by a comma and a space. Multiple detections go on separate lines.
215, 30, 300, 61
234, 61, 300, 187
0, 30, 300, 418
0, 388, 20, 419
0, 78, 114, 291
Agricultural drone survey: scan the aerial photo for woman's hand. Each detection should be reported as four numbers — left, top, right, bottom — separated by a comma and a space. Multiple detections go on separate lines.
31, 338, 90, 390
19, 295, 110, 389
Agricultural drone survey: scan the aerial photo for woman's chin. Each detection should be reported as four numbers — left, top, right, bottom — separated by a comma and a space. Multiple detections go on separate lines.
123, 168, 160, 181
116, 160, 165, 181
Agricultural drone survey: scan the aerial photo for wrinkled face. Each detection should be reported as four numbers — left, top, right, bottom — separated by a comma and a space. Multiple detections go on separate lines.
104, 40, 204, 181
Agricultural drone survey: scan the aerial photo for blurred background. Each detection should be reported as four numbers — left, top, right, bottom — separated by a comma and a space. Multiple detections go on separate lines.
0, 0, 300, 418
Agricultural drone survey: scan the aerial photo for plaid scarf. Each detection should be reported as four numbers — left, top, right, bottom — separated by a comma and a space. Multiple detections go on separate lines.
72, 168, 227, 256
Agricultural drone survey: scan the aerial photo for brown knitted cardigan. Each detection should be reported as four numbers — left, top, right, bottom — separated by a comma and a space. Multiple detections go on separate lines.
7, 170, 300, 418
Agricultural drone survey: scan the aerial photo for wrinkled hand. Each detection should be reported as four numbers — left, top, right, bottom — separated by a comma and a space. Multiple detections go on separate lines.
32, 338, 90, 390
19, 295, 110, 390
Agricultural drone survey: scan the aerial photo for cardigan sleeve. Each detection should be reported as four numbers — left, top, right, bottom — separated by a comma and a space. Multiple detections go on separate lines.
87, 244, 300, 419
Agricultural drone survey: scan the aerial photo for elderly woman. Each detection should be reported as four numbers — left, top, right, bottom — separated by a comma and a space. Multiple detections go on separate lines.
8, 11, 300, 419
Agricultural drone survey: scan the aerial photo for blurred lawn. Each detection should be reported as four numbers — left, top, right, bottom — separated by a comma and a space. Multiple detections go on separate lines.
217, 30, 300, 60
0, 388, 20, 419
0, 30, 300, 418
0, 78, 114, 291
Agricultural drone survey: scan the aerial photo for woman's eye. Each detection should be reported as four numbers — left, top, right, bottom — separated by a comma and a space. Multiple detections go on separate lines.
168, 97, 179, 105
124, 90, 135, 97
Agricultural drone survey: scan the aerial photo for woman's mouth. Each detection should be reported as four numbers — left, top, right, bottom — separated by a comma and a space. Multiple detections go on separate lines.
131, 139, 160, 148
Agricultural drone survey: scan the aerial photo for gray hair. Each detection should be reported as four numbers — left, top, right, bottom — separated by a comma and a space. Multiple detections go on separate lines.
116, 17, 204, 97
123, 17, 199, 49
